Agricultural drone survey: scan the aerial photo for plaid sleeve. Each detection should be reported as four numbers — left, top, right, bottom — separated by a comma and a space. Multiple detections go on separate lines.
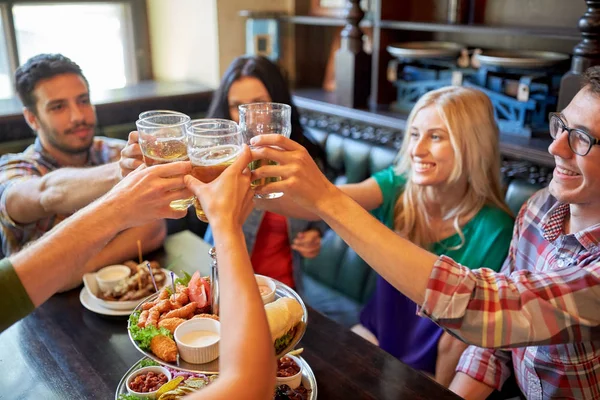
456, 345, 513, 391
419, 255, 600, 348
0, 156, 42, 230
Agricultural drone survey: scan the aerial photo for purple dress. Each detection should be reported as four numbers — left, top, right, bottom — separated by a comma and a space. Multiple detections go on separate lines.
359, 167, 514, 374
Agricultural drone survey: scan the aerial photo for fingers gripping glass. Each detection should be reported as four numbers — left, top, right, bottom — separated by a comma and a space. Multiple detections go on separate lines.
239, 102, 292, 199
549, 112, 600, 156
186, 119, 243, 223
136, 111, 194, 211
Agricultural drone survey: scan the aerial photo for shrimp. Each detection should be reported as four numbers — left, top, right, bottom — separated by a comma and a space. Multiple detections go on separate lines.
145, 309, 160, 327
137, 310, 149, 328
169, 290, 189, 306
158, 317, 186, 334
160, 302, 197, 320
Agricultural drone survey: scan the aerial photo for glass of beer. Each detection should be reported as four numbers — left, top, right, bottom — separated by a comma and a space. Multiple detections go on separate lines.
136, 112, 194, 211
238, 102, 291, 199
186, 119, 243, 223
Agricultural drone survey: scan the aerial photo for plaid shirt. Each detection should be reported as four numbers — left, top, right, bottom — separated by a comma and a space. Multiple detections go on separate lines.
420, 188, 600, 400
0, 137, 124, 256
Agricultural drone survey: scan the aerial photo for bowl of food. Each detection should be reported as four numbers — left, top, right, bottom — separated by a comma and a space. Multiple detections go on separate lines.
83, 260, 172, 311
126, 365, 172, 399
255, 274, 276, 304
95, 264, 130, 292
276, 354, 303, 389
174, 318, 221, 364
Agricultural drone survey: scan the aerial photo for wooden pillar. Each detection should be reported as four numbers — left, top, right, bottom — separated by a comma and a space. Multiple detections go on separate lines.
335, 0, 371, 109
557, 0, 600, 110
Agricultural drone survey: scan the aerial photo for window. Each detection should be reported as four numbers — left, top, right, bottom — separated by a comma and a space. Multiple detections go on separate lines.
0, 17, 13, 99
13, 2, 136, 93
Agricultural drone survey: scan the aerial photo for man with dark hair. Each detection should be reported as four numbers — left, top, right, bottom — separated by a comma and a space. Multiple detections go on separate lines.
0, 53, 165, 289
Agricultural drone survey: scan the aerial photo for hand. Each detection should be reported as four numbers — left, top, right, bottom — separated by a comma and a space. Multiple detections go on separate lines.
291, 229, 321, 258
184, 145, 254, 229
250, 135, 335, 213
119, 131, 144, 178
104, 161, 192, 228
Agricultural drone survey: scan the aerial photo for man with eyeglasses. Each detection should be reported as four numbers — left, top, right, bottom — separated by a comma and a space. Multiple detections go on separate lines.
446, 68, 600, 399
248, 66, 600, 399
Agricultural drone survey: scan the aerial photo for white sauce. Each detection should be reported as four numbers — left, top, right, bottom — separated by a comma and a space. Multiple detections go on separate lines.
179, 330, 219, 347
259, 285, 273, 296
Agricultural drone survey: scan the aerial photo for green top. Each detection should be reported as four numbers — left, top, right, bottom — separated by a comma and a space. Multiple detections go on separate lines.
0, 258, 35, 333
372, 166, 514, 271
360, 167, 514, 374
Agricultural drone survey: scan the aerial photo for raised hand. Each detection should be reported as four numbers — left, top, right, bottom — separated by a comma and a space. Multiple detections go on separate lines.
106, 161, 192, 228
249, 134, 336, 213
291, 229, 322, 258
119, 131, 144, 178
184, 145, 254, 229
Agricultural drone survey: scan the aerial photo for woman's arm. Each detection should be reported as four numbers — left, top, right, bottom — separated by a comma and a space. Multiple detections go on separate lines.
249, 135, 600, 348
184, 145, 276, 400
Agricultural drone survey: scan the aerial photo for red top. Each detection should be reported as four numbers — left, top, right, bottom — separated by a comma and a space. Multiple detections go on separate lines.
250, 211, 295, 288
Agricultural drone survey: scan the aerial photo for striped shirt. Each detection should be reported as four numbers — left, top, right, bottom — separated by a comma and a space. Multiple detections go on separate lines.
0, 137, 124, 256
420, 188, 600, 399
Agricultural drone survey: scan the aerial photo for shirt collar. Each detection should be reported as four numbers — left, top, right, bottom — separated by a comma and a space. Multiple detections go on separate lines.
541, 200, 600, 251
32, 137, 95, 168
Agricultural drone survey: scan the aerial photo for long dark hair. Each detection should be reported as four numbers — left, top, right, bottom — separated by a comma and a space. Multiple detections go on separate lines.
207, 56, 324, 161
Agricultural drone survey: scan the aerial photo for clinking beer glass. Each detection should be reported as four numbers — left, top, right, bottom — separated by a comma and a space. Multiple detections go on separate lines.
238, 102, 291, 199
136, 111, 195, 211
186, 119, 243, 222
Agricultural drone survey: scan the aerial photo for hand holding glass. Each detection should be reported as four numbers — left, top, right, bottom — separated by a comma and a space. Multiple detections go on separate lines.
186, 119, 243, 222
136, 112, 194, 211
239, 102, 291, 199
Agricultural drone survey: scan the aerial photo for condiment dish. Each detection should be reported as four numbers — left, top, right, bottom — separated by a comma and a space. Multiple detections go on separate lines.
95, 264, 130, 292
276, 354, 302, 389
255, 274, 276, 304
174, 318, 220, 364
126, 365, 172, 399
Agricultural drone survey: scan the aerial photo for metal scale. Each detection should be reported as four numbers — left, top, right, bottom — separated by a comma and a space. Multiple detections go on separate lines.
387, 42, 570, 137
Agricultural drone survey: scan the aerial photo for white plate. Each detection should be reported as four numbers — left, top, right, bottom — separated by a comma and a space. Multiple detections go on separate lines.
79, 287, 132, 317
83, 268, 176, 311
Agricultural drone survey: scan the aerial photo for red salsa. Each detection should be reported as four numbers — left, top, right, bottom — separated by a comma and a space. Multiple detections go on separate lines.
277, 356, 301, 378
129, 371, 168, 393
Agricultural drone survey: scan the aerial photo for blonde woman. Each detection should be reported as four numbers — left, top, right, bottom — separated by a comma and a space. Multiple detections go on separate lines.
255, 86, 514, 386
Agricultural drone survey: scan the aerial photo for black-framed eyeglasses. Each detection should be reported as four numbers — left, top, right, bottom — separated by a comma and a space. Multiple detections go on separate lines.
549, 112, 600, 156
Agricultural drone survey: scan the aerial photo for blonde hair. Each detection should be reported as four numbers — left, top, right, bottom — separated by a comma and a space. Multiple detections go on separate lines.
393, 86, 511, 248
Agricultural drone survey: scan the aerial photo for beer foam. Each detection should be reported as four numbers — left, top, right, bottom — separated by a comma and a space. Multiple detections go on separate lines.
189, 144, 241, 166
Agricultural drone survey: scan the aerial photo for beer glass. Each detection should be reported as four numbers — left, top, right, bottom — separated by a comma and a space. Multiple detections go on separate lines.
186, 119, 243, 223
239, 102, 291, 199
136, 112, 194, 211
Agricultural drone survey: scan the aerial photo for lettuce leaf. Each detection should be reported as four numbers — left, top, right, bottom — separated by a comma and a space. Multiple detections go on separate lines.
275, 332, 293, 354
174, 270, 192, 287
128, 311, 172, 351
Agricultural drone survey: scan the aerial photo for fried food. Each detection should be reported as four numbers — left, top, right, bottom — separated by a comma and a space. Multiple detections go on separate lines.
150, 334, 178, 363
146, 310, 160, 327
99, 260, 166, 302
161, 302, 197, 320
137, 310, 149, 328
158, 318, 187, 334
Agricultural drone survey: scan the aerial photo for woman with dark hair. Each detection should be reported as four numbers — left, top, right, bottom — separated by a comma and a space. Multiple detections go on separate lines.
204, 55, 325, 292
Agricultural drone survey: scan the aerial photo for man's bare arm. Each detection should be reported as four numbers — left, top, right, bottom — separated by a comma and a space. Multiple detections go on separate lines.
6, 162, 121, 224
58, 219, 167, 291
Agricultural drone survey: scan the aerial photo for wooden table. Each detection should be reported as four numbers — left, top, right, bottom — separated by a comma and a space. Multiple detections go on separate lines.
0, 231, 460, 399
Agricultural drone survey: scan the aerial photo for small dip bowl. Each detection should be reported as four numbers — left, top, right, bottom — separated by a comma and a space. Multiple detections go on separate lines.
255, 274, 276, 304
174, 318, 221, 364
276, 354, 302, 389
126, 365, 172, 399
95, 265, 131, 293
